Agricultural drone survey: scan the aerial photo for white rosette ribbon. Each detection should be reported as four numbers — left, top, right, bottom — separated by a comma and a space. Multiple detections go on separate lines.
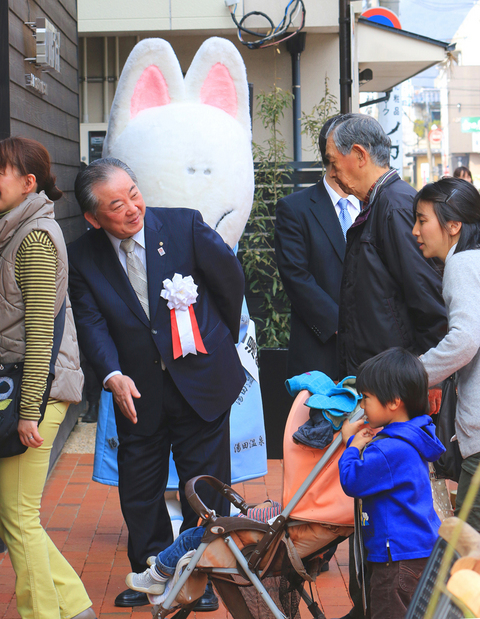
161, 274, 206, 358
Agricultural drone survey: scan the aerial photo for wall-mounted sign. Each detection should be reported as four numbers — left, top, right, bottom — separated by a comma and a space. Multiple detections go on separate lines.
361, 8, 402, 29
461, 117, 480, 133
36, 18, 60, 72
25, 17, 61, 73
472, 133, 480, 153
25, 73, 48, 96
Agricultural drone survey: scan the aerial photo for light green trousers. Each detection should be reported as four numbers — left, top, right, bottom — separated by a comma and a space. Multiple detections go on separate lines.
0, 401, 92, 619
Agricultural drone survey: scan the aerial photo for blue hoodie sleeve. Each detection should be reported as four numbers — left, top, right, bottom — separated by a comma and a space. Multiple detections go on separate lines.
339, 443, 395, 498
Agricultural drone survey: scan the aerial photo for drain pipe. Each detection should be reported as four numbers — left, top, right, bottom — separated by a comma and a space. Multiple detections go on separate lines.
287, 33, 306, 163
339, 0, 352, 113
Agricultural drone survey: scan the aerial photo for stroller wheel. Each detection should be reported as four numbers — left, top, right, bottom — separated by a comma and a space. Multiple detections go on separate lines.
152, 602, 195, 619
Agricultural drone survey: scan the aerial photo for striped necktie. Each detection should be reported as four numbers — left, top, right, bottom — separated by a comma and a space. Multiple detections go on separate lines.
338, 198, 353, 240
120, 238, 150, 319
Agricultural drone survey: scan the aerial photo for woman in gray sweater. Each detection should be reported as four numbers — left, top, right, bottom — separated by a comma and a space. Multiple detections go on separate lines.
413, 176, 480, 531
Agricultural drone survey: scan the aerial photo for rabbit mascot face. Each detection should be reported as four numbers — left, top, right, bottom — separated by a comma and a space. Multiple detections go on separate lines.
103, 37, 254, 248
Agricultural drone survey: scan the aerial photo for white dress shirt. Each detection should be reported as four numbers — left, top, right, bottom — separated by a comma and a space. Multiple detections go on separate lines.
105, 226, 147, 272
323, 176, 361, 224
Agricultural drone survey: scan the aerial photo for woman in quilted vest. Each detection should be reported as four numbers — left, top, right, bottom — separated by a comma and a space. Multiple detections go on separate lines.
0, 137, 95, 619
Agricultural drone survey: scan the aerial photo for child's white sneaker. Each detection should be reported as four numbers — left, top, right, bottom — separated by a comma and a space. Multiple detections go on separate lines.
125, 566, 167, 595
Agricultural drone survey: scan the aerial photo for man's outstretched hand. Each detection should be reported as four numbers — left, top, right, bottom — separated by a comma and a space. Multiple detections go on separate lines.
106, 374, 140, 424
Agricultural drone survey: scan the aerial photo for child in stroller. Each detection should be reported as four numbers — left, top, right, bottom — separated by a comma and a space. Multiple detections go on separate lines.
125, 501, 282, 596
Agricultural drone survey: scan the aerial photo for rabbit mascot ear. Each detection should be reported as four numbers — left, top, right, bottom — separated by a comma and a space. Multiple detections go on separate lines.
103, 37, 254, 248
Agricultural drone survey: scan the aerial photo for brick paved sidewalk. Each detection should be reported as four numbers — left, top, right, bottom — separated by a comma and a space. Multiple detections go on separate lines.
0, 456, 353, 619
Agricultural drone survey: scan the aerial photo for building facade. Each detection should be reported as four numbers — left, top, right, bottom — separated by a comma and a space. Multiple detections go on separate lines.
1, 0, 84, 243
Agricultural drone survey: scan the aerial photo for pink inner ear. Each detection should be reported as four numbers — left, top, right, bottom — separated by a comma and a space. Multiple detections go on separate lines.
130, 65, 171, 119
200, 63, 237, 118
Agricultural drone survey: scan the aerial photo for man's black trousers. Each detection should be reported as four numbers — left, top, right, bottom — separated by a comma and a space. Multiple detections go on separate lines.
116, 368, 231, 573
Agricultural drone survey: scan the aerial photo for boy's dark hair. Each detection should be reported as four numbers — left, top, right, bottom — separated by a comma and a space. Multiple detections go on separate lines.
356, 347, 429, 419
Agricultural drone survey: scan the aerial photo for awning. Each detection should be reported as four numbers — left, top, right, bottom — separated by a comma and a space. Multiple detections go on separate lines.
356, 18, 454, 93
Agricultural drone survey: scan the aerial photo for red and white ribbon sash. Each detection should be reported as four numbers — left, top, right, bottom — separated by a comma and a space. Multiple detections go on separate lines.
161, 274, 207, 359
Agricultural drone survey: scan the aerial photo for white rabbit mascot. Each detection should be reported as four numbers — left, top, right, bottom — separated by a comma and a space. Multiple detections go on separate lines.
92, 38, 267, 522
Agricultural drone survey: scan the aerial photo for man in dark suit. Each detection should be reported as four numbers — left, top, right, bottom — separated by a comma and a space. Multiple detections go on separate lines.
68, 158, 245, 608
275, 116, 360, 381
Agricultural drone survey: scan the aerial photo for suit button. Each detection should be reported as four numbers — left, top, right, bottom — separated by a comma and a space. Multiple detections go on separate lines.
154, 360, 159, 364
151, 329, 158, 335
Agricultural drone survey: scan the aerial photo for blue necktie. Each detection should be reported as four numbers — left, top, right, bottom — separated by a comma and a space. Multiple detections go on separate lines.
338, 198, 353, 240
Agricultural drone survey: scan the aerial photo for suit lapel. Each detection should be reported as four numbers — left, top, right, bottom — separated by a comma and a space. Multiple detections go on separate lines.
92, 228, 150, 327
309, 181, 346, 262
144, 209, 168, 321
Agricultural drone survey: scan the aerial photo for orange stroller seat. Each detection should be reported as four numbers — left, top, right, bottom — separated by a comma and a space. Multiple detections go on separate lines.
283, 390, 355, 527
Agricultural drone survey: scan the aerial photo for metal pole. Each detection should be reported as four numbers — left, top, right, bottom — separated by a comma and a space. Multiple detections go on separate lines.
339, 0, 352, 113
224, 537, 287, 619
115, 36, 120, 93
291, 52, 302, 162
82, 37, 89, 124
103, 37, 109, 123
286, 33, 306, 163
0, 0, 11, 139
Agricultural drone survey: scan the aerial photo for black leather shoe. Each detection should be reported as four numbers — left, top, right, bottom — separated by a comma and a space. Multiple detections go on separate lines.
114, 589, 149, 607
83, 403, 99, 423
193, 581, 219, 612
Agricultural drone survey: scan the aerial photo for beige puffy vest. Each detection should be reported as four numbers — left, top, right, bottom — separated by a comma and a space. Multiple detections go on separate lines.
0, 192, 84, 403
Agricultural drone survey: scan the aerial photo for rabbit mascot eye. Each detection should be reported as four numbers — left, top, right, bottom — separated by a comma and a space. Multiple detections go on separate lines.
93, 38, 267, 507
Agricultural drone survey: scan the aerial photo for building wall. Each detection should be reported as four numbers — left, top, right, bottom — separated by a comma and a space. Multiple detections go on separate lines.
8, 0, 84, 243
79, 32, 341, 163
78, 0, 338, 35
450, 2, 480, 67
438, 64, 480, 183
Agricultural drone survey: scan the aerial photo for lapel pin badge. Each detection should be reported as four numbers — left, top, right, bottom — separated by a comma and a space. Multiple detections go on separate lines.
158, 242, 165, 256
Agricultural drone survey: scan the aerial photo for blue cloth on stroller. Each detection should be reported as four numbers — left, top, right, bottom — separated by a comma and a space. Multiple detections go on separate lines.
287, 372, 362, 446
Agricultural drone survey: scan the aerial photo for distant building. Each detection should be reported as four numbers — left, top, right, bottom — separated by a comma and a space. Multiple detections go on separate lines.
402, 82, 443, 189
437, 2, 480, 186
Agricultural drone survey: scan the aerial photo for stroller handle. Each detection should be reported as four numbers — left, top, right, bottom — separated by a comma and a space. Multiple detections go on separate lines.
186, 475, 249, 521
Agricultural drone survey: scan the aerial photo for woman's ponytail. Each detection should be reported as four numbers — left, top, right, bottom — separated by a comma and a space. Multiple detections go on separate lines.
43, 175, 63, 201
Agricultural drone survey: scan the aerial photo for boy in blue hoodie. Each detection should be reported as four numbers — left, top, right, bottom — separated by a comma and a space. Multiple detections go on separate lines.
339, 347, 445, 619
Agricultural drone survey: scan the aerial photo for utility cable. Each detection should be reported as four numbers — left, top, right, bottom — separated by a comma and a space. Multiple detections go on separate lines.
228, 1, 306, 50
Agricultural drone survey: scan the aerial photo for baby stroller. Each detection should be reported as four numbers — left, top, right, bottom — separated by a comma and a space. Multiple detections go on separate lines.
151, 384, 362, 619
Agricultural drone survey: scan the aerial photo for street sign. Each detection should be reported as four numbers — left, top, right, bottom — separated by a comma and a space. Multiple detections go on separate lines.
361, 8, 402, 29
461, 117, 480, 133
429, 129, 443, 145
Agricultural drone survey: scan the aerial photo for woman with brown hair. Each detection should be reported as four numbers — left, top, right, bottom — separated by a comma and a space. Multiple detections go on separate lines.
0, 137, 95, 618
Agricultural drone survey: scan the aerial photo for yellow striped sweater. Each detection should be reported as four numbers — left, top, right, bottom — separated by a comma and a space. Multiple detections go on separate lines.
14, 230, 57, 421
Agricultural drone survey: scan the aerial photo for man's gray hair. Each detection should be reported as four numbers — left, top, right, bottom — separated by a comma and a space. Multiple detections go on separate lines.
327, 114, 391, 168
74, 157, 138, 215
